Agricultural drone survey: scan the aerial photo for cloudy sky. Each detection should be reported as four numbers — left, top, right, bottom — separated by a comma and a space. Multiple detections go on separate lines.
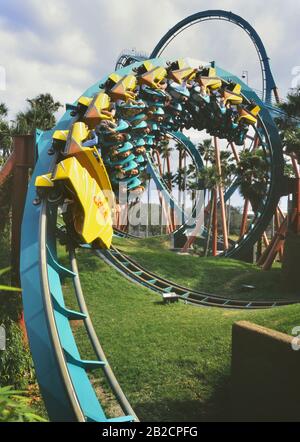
0, 0, 299, 119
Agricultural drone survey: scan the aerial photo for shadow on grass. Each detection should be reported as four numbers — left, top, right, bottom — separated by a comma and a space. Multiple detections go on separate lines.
58, 246, 102, 274
134, 374, 232, 422
117, 239, 297, 301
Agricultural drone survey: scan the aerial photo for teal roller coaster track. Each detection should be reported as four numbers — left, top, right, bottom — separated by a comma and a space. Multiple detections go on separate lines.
20, 10, 289, 422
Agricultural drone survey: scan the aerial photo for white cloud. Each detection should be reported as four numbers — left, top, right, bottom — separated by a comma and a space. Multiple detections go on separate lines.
0, 0, 298, 119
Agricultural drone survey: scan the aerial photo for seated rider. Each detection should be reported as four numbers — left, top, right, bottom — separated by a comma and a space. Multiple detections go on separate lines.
114, 168, 139, 181
97, 119, 117, 133
81, 130, 98, 148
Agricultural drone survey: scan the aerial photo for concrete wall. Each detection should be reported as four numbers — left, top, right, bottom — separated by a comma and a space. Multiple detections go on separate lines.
231, 320, 300, 421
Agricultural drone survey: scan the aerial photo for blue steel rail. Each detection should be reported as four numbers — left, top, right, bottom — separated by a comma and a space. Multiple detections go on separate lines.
150, 10, 277, 104
20, 132, 137, 422
20, 62, 143, 422
20, 49, 284, 419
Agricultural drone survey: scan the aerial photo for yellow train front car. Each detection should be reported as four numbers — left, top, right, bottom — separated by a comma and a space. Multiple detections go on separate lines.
53, 156, 113, 248
35, 122, 114, 249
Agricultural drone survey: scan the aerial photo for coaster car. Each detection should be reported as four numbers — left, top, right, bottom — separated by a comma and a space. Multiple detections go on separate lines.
39, 124, 112, 193
106, 73, 137, 101
237, 104, 260, 126
126, 176, 143, 190
221, 83, 243, 106
195, 67, 222, 92
59, 122, 91, 155
138, 61, 168, 89
168, 81, 190, 101
120, 160, 139, 173
227, 105, 260, 145
134, 138, 146, 147
140, 85, 168, 106
145, 134, 155, 146
127, 112, 147, 126
117, 99, 146, 119
77, 92, 114, 128
131, 120, 148, 131
116, 174, 144, 193
135, 154, 146, 164
108, 153, 136, 167
35, 123, 114, 248
167, 59, 197, 84
115, 141, 134, 154
168, 101, 183, 113
102, 119, 129, 134
153, 107, 165, 116
54, 156, 113, 248
191, 85, 211, 104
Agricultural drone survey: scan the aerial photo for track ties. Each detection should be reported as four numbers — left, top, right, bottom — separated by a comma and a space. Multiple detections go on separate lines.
99, 247, 299, 310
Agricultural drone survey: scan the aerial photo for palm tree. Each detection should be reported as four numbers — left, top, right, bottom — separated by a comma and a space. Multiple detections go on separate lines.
0, 103, 12, 160
0, 103, 8, 119
160, 140, 175, 229
13, 93, 62, 135
198, 138, 213, 165
277, 87, 300, 290
235, 149, 269, 213
160, 141, 174, 191
146, 172, 151, 237
174, 141, 189, 210
198, 165, 221, 256
176, 142, 184, 206
192, 141, 235, 255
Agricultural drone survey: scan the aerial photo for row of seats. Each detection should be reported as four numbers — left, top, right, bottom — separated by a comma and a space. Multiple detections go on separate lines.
64, 59, 260, 196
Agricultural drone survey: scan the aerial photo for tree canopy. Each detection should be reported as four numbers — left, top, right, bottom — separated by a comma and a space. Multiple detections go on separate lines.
0, 93, 62, 159
13, 93, 62, 135
277, 87, 300, 163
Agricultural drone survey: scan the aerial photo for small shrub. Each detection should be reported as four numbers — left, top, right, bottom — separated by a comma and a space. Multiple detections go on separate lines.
0, 319, 34, 389
0, 385, 46, 422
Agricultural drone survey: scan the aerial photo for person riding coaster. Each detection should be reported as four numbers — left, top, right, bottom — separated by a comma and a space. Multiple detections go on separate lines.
229, 103, 260, 145
74, 92, 116, 129
166, 59, 198, 85
97, 118, 131, 144
139, 84, 168, 106
111, 156, 140, 179
208, 82, 243, 126
126, 112, 148, 127
103, 72, 138, 102
134, 138, 147, 155
35, 121, 114, 248
130, 119, 151, 136
118, 175, 144, 193
109, 149, 134, 165
136, 60, 168, 90
147, 107, 165, 127
102, 119, 129, 134
190, 66, 222, 106
220, 82, 243, 106
116, 98, 146, 119
194, 66, 222, 91
112, 166, 139, 182
167, 80, 190, 102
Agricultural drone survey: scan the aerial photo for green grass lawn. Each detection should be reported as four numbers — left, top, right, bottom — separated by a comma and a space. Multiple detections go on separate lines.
113, 236, 298, 301
61, 242, 300, 422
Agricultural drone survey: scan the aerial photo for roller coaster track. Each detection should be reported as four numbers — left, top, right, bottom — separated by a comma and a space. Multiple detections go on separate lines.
97, 246, 299, 310
18, 9, 291, 422
20, 122, 138, 422
20, 58, 283, 420
150, 9, 278, 104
